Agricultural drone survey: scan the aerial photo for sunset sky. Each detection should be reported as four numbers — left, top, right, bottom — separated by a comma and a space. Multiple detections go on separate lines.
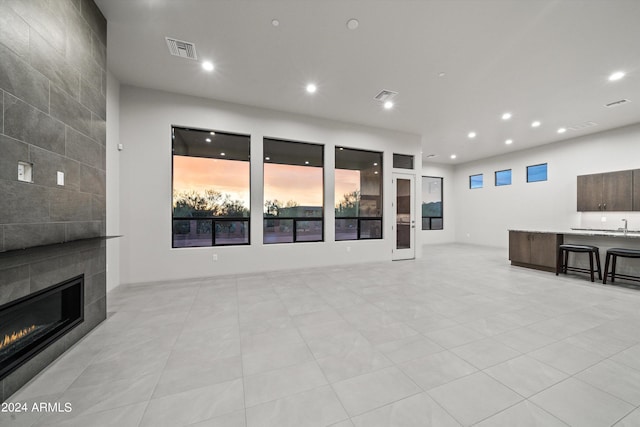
173, 156, 251, 206
173, 156, 362, 210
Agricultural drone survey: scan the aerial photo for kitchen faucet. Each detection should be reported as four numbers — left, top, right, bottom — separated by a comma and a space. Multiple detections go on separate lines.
621, 219, 628, 235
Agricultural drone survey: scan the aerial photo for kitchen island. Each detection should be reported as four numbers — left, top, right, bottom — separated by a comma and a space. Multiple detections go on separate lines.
509, 229, 640, 281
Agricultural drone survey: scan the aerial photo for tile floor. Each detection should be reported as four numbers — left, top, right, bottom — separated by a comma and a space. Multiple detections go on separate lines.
4, 243, 640, 426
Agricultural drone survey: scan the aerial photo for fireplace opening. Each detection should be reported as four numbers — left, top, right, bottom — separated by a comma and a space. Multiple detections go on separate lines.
0, 275, 84, 380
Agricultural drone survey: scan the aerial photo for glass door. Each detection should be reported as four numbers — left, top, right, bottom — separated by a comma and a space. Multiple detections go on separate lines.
392, 173, 415, 260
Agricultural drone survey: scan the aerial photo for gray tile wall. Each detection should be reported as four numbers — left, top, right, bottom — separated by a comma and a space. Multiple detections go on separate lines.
0, 238, 107, 401
0, 0, 107, 252
0, 0, 108, 402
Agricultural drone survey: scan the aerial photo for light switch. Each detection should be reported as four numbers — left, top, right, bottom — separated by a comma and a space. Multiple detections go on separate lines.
57, 171, 65, 186
18, 161, 33, 182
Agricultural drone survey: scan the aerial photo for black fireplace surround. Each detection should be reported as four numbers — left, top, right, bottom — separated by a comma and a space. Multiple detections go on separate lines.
0, 276, 84, 380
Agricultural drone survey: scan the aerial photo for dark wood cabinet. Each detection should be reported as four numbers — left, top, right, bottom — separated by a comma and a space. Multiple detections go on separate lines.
509, 231, 563, 272
509, 231, 531, 264
577, 174, 603, 211
577, 170, 633, 212
634, 169, 640, 211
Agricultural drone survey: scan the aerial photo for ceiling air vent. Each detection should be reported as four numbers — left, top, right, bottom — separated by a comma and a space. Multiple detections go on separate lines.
374, 90, 398, 102
604, 99, 631, 108
568, 121, 598, 131
165, 37, 198, 60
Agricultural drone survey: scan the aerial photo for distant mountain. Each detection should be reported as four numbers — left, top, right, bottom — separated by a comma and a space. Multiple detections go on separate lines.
422, 201, 442, 217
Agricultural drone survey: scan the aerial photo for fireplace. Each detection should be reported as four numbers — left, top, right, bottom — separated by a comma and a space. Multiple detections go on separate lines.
0, 276, 84, 380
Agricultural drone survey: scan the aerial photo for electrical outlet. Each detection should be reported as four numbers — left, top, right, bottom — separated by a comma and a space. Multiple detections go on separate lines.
212, 254, 218, 262
17, 161, 33, 182
346, 246, 351, 253
57, 171, 65, 186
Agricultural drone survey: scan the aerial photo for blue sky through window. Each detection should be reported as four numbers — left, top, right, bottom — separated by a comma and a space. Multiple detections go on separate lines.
527, 163, 548, 182
470, 174, 483, 189
495, 169, 512, 186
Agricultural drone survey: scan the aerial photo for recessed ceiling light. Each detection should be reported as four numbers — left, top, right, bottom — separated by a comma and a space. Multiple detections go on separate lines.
306, 83, 317, 93
304, 161, 309, 165
501, 112, 512, 120
383, 101, 394, 109
202, 61, 214, 72
608, 71, 625, 81
450, 154, 457, 159
220, 152, 226, 156
346, 19, 359, 30
373, 162, 378, 166
339, 147, 344, 150
505, 139, 513, 145
271, 19, 280, 27
210, 131, 215, 135
438, 72, 446, 78
531, 121, 541, 128
468, 131, 476, 139
205, 138, 211, 142
374, 171, 378, 174
557, 127, 567, 134
265, 156, 270, 160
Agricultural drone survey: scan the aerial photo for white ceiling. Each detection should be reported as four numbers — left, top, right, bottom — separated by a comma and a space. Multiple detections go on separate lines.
96, 0, 640, 164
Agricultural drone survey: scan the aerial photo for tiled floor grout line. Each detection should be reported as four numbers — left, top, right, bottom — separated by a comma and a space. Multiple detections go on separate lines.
469, 398, 570, 427
10, 244, 640, 426
279, 272, 355, 424
134, 282, 200, 427
233, 274, 251, 427
330, 286, 471, 426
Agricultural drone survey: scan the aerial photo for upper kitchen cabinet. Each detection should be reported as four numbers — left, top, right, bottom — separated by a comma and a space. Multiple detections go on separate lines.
577, 170, 633, 211
634, 169, 640, 211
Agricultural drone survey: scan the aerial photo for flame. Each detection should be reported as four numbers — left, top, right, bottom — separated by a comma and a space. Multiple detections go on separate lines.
0, 325, 36, 350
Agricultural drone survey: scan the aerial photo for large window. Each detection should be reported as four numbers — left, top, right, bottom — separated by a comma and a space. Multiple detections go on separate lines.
335, 147, 383, 240
172, 127, 250, 247
263, 139, 324, 244
422, 176, 443, 230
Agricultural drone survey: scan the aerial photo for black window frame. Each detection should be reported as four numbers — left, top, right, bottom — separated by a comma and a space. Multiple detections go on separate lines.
422, 176, 443, 230
527, 163, 548, 183
171, 126, 251, 248
469, 174, 483, 189
263, 138, 325, 244
393, 153, 414, 170
335, 147, 383, 241
495, 169, 512, 186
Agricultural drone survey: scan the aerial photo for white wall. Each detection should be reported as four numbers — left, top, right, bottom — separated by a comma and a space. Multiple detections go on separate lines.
453, 123, 640, 248
117, 86, 421, 285
106, 72, 120, 292
421, 162, 456, 244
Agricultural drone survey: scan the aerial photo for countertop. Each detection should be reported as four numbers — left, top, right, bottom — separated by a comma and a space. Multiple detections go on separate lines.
509, 229, 640, 238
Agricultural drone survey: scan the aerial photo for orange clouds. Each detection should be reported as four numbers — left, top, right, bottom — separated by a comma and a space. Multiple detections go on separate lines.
264, 164, 323, 207
174, 156, 363, 210
173, 156, 250, 205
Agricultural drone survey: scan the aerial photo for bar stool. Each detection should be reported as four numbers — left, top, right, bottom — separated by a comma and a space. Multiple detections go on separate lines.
603, 248, 640, 284
556, 244, 602, 282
